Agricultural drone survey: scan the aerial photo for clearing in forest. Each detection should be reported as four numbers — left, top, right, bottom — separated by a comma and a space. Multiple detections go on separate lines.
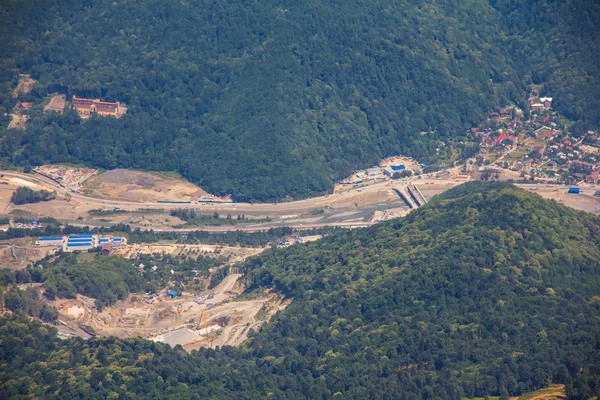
44, 94, 66, 113
83, 169, 208, 202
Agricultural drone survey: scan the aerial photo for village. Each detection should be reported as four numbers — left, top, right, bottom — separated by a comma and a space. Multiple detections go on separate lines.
473, 89, 600, 187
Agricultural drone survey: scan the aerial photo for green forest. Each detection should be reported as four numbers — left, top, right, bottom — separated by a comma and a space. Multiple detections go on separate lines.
1, 183, 600, 398
0, 0, 598, 201
10, 186, 55, 205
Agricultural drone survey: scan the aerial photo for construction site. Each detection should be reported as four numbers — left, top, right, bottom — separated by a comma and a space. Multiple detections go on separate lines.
53, 271, 289, 350
34, 165, 98, 193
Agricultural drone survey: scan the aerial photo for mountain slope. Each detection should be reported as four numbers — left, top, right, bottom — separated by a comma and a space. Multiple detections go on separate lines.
1, 0, 598, 200
2, 182, 600, 399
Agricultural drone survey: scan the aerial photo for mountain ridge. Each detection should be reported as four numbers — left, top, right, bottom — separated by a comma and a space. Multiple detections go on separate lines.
1, 182, 600, 398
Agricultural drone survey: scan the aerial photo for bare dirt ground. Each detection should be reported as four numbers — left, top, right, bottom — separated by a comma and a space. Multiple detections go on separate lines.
84, 169, 207, 202
12, 75, 36, 98
53, 272, 286, 351
7, 113, 29, 129
517, 384, 565, 400
0, 238, 54, 269
44, 94, 66, 113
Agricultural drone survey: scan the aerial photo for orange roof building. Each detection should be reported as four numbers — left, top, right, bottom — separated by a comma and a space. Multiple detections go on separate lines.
71, 96, 125, 118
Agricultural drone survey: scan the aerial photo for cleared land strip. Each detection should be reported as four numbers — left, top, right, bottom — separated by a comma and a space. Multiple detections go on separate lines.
3, 171, 600, 231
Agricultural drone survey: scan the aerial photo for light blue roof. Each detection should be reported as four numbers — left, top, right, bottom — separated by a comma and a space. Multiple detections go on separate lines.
69, 234, 94, 238
113, 238, 122, 241
39, 237, 63, 241
67, 242, 92, 247
68, 239, 93, 243
99, 239, 109, 243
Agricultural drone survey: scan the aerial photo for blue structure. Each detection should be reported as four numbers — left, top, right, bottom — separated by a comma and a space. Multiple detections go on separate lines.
67, 242, 92, 247
99, 238, 109, 243
39, 237, 63, 241
113, 238, 122, 242
167, 290, 177, 298
391, 165, 406, 171
568, 187, 581, 194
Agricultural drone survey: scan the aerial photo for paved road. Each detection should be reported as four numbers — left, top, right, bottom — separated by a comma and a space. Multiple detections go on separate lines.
1, 170, 593, 232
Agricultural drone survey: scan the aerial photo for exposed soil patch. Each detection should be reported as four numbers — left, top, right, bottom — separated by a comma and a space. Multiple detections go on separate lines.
85, 169, 207, 202
44, 94, 66, 113
12, 75, 36, 98
0, 237, 55, 270
8, 114, 29, 129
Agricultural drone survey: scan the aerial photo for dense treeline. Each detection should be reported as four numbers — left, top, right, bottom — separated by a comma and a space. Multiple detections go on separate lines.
0, 285, 57, 323
10, 186, 55, 205
1, 183, 600, 398
169, 209, 266, 226
128, 225, 340, 247
1, 1, 597, 201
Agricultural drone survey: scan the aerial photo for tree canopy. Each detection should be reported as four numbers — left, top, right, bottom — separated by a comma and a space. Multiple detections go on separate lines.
1, 182, 600, 398
0, 0, 598, 201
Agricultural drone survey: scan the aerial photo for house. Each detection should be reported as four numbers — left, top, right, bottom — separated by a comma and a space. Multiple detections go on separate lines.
18, 102, 32, 110
71, 96, 125, 119
586, 170, 600, 185
531, 103, 544, 112
101, 242, 113, 256
540, 97, 553, 109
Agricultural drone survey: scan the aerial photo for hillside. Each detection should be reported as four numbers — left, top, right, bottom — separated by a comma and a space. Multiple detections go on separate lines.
2, 182, 600, 399
0, 0, 599, 201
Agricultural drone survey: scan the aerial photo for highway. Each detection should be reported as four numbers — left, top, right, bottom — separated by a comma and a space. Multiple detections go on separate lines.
2, 170, 598, 232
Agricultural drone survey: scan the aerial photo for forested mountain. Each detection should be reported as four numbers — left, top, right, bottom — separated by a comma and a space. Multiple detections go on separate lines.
0, 0, 598, 201
2, 182, 600, 399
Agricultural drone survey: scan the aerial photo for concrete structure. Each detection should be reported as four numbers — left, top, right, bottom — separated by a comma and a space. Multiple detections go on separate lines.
72, 96, 125, 119
37, 234, 127, 252
366, 167, 381, 176
65, 234, 96, 252
36, 237, 64, 246
383, 167, 395, 177
153, 328, 200, 347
